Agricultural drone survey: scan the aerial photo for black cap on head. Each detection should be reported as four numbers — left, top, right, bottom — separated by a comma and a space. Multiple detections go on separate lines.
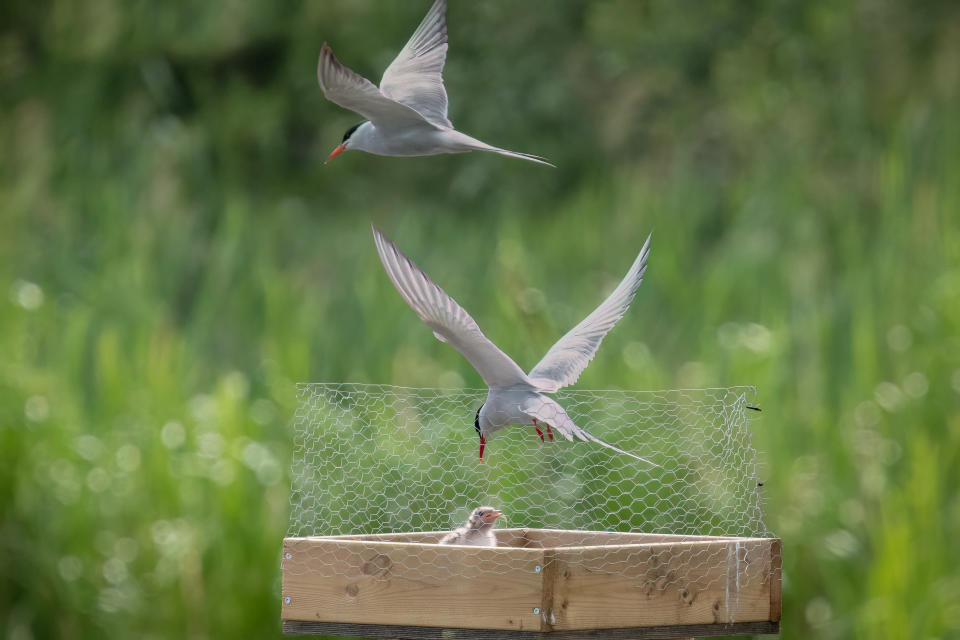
474, 405, 482, 439
342, 123, 362, 143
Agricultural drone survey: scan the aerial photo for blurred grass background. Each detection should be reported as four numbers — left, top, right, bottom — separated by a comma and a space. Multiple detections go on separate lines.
1, 0, 959, 638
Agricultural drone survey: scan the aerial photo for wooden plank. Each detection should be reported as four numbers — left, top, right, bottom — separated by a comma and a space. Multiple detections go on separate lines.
281, 535, 780, 633
539, 549, 560, 632
298, 529, 761, 549
282, 538, 544, 631
318, 529, 552, 548
523, 530, 730, 548
768, 539, 782, 623
304, 531, 452, 543
282, 619, 781, 638
544, 538, 774, 631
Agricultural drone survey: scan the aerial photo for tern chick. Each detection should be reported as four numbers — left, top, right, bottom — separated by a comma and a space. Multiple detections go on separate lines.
439, 507, 504, 547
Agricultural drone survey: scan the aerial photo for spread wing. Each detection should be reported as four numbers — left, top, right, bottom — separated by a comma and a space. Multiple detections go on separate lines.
317, 42, 433, 129
379, 0, 452, 128
372, 224, 532, 389
528, 235, 652, 392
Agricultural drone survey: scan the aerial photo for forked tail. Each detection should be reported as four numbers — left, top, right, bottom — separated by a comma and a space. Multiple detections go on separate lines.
488, 147, 555, 167
451, 130, 555, 167
523, 396, 661, 467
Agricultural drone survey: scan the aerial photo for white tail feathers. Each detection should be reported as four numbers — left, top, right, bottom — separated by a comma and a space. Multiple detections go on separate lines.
445, 129, 554, 166
523, 395, 660, 467
489, 147, 555, 167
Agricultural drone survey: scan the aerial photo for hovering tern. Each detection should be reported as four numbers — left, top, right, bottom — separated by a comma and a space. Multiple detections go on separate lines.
439, 506, 504, 546
318, 0, 553, 166
372, 224, 658, 466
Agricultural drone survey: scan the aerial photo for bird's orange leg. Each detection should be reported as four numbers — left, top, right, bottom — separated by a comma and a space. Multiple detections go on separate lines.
533, 418, 544, 441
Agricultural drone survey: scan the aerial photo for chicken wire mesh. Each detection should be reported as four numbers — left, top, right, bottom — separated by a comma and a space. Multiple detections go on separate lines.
286, 383, 774, 592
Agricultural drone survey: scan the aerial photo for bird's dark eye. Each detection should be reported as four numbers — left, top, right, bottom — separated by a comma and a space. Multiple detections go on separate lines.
342, 123, 361, 142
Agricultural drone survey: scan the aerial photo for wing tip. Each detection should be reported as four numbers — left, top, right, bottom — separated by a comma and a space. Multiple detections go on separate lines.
371, 222, 393, 260
317, 42, 334, 83
318, 41, 334, 62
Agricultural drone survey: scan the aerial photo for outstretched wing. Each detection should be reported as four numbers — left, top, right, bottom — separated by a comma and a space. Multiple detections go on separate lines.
318, 42, 433, 129
380, 0, 452, 128
372, 224, 531, 389
528, 235, 651, 392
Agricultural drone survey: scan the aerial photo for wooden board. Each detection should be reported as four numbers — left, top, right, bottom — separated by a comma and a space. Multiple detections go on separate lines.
281, 531, 781, 634
282, 619, 780, 638
511, 529, 726, 548
544, 538, 775, 631
307, 529, 732, 548
282, 537, 544, 631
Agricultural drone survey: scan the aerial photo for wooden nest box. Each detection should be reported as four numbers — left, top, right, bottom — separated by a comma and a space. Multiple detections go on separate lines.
282, 528, 781, 638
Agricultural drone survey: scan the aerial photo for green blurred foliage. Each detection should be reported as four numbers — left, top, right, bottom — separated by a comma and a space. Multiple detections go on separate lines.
1, 0, 959, 638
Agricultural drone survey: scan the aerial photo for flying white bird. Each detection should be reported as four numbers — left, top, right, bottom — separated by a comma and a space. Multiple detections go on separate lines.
372, 223, 658, 466
439, 507, 504, 546
318, 0, 553, 166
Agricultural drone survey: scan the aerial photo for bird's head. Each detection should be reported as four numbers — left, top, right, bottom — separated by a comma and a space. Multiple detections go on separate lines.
467, 506, 504, 529
326, 122, 363, 163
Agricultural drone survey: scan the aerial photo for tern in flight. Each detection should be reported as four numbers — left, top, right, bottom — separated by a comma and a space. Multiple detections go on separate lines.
318, 0, 553, 166
372, 223, 658, 466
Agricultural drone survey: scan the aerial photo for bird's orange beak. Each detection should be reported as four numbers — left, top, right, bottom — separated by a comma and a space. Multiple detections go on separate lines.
483, 510, 504, 524
326, 143, 346, 164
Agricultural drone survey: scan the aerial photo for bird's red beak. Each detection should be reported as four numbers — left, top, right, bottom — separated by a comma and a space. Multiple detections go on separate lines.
479, 436, 485, 462
326, 143, 346, 164
483, 510, 504, 524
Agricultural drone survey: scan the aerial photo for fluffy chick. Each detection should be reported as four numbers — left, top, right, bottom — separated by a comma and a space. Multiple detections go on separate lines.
439, 506, 504, 547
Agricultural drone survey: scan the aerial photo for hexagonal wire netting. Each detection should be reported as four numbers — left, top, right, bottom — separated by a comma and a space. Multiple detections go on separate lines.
286, 384, 773, 590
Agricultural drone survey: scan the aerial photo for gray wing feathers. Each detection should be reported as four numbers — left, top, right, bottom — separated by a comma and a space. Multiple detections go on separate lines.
528, 235, 651, 392
380, 0, 451, 128
317, 42, 428, 127
439, 526, 467, 545
372, 224, 531, 388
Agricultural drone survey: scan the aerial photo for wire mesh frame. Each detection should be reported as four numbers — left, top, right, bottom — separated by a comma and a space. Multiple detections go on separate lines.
287, 383, 772, 586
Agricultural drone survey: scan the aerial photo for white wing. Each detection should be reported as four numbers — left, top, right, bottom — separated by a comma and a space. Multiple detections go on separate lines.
317, 42, 435, 130
372, 224, 532, 389
528, 235, 651, 392
380, 0, 452, 128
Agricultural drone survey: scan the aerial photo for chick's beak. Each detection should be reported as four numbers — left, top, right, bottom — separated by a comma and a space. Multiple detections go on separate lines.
326, 143, 346, 164
483, 510, 504, 524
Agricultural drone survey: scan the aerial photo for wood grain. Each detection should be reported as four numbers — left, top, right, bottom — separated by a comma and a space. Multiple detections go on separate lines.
282, 537, 543, 631
281, 533, 781, 633
308, 529, 729, 548
521, 529, 725, 548
544, 539, 774, 631
768, 539, 782, 623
